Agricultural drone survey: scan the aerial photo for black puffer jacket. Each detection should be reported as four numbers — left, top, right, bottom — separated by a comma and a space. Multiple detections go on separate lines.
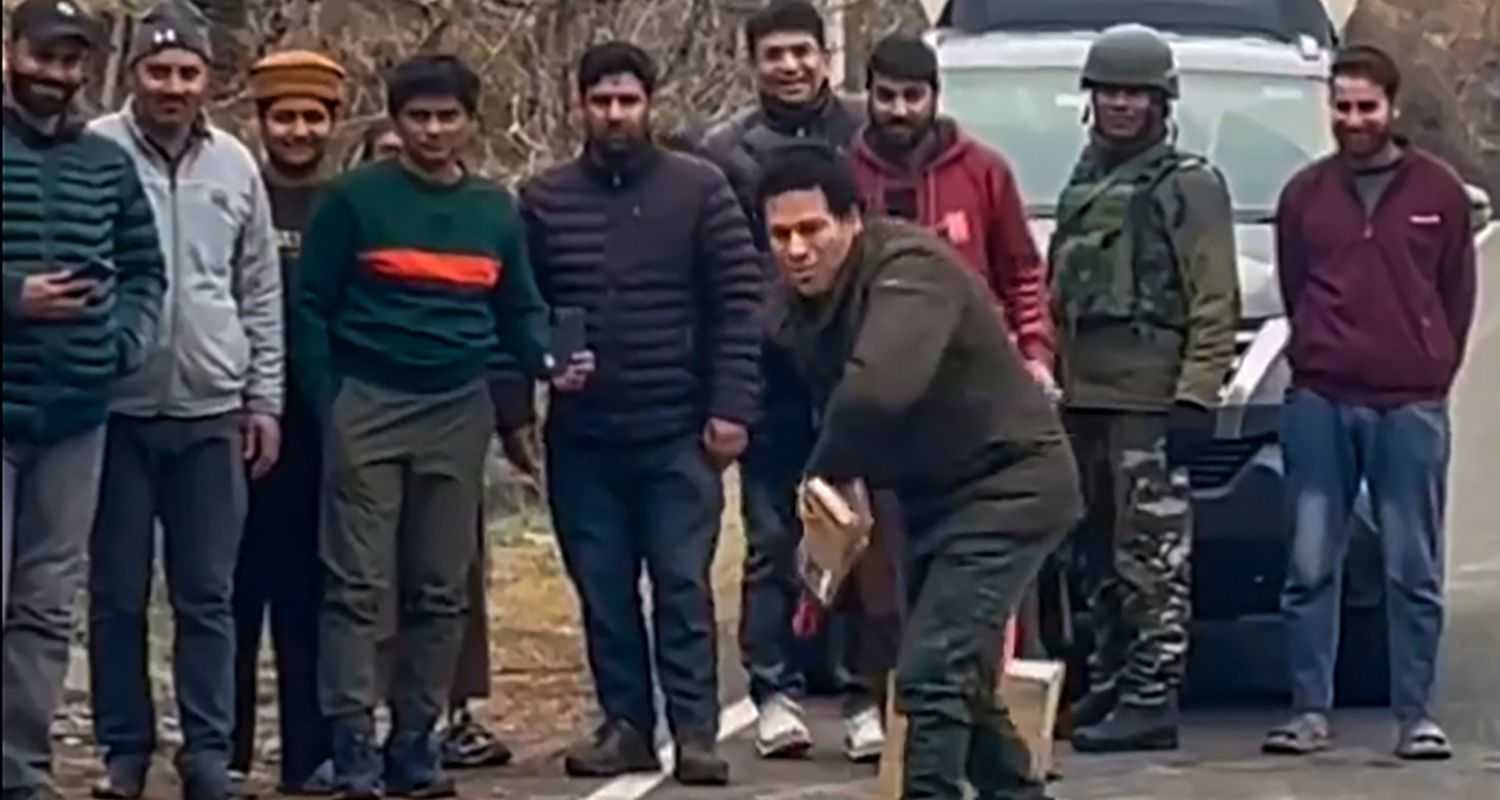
699, 90, 866, 453
700, 90, 866, 248
520, 146, 763, 443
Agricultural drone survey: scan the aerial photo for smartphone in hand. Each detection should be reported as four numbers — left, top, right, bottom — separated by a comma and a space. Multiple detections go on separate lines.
551, 306, 587, 369
66, 257, 118, 284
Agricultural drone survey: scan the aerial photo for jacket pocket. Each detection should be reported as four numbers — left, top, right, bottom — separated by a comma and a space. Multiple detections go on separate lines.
177, 302, 250, 399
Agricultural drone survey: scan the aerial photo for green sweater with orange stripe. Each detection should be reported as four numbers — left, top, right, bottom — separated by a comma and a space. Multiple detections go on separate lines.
292, 160, 549, 413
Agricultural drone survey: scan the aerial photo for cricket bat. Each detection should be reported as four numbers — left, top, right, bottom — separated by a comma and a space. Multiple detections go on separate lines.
805, 476, 857, 527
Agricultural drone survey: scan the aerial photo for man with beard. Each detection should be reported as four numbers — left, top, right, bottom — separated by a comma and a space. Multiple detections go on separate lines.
520, 42, 761, 787
1263, 45, 1474, 762
2, 3, 166, 799
759, 145, 1081, 800
699, 0, 890, 763
295, 53, 549, 798
1047, 23, 1239, 753
851, 33, 1054, 392
226, 49, 347, 796
86, 2, 283, 798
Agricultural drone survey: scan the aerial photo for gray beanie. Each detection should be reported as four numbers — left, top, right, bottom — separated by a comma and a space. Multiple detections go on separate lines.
129, 0, 213, 65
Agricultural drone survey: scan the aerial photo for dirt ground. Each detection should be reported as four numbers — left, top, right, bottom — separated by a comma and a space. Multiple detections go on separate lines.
49, 464, 749, 798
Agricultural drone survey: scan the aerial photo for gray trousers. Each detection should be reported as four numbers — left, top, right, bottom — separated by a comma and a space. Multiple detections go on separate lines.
2, 427, 108, 792
319, 378, 493, 729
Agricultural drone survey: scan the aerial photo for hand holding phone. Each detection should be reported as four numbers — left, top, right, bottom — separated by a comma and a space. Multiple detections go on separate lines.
66, 257, 118, 285
551, 306, 588, 370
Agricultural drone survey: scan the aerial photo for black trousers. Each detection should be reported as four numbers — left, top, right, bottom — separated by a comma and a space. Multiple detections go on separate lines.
546, 429, 724, 738
896, 528, 1066, 800
230, 407, 330, 784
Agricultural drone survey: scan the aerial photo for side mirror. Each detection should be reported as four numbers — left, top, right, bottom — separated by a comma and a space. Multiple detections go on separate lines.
1466, 183, 1493, 235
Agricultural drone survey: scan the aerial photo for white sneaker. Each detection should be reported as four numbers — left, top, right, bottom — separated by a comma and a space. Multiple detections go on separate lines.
755, 694, 813, 758
843, 703, 886, 763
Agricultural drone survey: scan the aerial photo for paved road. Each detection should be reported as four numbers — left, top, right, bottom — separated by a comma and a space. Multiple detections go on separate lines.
450, 227, 1500, 799
646, 225, 1500, 800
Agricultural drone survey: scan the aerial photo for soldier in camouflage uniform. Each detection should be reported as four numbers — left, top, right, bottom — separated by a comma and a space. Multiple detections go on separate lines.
1048, 23, 1240, 753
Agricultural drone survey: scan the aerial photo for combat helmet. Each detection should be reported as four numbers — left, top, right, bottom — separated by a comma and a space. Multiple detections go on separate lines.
1081, 23, 1179, 99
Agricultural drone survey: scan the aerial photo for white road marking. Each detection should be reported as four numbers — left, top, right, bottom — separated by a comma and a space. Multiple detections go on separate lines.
1456, 557, 1500, 576
580, 697, 759, 800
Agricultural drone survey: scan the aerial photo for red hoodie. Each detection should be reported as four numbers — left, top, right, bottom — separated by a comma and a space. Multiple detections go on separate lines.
851, 120, 1054, 366
1276, 146, 1477, 408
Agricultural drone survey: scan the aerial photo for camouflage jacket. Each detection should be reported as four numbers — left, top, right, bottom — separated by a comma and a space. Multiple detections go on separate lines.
1048, 137, 1239, 411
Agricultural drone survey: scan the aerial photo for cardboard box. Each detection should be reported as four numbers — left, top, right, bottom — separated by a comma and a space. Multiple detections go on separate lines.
877, 655, 1066, 797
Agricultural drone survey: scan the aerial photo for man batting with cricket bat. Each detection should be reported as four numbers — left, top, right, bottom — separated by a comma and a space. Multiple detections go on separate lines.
759, 143, 1083, 800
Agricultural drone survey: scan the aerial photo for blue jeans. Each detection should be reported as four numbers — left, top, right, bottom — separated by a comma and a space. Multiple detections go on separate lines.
1280, 390, 1448, 721
546, 430, 724, 738
88, 415, 247, 780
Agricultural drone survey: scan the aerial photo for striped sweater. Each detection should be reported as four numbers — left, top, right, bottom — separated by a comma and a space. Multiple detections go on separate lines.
293, 159, 549, 412
1, 108, 166, 444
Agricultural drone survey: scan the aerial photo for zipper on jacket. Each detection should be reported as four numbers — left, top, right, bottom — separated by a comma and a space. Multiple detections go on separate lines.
1344, 159, 1406, 240
157, 149, 185, 411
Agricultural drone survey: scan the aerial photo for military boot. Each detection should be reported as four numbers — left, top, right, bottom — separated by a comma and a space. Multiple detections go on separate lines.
1071, 692, 1179, 753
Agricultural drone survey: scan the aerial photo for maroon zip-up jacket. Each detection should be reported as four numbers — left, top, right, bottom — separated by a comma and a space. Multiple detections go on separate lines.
1276, 146, 1477, 408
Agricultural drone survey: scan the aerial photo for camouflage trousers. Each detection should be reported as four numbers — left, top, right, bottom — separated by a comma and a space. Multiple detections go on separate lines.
1063, 410, 1192, 708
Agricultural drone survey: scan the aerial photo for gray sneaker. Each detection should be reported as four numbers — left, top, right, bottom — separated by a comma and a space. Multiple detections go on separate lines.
1262, 712, 1332, 755
1395, 718, 1452, 761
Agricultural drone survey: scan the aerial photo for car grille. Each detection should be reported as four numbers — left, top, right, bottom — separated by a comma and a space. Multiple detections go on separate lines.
1189, 433, 1274, 491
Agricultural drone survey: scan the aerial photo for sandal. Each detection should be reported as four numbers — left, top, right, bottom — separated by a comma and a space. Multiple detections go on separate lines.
1395, 719, 1452, 760
440, 711, 513, 769
1262, 712, 1331, 755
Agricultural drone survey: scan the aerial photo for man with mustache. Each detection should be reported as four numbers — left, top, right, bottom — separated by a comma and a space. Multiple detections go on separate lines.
85, 2, 285, 798
851, 33, 1055, 392
700, 0, 892, 764
1047, 23, 1239, 754
2, 3, 166, 798
520, 41, 761, 787
1264, 44, 1474, 762
226, 48, 347, 796
86, 3, 285, 792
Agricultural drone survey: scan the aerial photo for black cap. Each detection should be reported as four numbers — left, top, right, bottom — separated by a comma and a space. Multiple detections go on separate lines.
11, 0, 105, 48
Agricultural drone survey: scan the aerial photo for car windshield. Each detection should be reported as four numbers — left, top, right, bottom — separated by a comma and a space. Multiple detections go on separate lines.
940, 66, 1334, 217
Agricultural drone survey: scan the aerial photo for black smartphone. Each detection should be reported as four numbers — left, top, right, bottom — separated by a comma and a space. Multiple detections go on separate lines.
551, 306, 587, 368
67, 257, 117, 283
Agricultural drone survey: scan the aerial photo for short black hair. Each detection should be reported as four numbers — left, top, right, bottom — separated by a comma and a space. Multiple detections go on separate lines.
867, 33, 939, 89
745, 0, 825, 55
386, 54, 481, 116
756, 143, 859, 219
577, 41, 658, 96
1331, 44, 1401, 101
